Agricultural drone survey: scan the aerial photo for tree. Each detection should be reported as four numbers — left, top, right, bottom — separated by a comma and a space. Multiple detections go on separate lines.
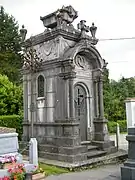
0, 74, 22, 115
103, 68, 135, 121
0, 6, 22, 83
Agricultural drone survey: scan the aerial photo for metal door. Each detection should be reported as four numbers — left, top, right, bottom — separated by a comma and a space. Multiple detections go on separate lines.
74, 85, 87, 141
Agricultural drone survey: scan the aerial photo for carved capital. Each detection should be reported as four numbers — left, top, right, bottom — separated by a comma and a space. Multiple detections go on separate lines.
97, 75, 104, 83
59, 72, 76, 79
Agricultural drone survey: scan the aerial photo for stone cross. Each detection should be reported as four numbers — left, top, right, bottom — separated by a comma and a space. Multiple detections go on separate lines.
29, 138, 38, 166
77, 20, 89, 38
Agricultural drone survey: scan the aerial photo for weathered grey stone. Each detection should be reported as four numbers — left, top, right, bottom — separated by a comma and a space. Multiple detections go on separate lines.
127, 127, 135, 135
121, 166, 135, 180
22, 5, 115, 164
121, 128, 135, 180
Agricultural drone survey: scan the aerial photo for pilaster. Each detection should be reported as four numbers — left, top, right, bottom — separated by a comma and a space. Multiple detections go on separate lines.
98, 75, 104, 118
23, 75, 28, 120
68, 73, 76, 119
60, 70, 76, 119
92, 71, 115, 152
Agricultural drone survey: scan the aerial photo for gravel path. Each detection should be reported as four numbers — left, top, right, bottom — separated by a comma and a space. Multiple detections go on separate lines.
45, 164, 121, 180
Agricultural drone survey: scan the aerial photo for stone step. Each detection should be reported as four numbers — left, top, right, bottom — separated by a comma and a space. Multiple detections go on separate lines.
87, 150, 107, 159
81, 141, 91, 145
87, 145, 98, 151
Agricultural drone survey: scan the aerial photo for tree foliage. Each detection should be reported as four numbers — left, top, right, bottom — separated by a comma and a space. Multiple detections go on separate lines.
103, 69, 135, 121
0, 6, 22, 83
0, 74, 22, 115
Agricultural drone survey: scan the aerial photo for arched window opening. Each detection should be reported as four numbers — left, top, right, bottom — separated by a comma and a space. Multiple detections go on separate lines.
38, 75, 44, 97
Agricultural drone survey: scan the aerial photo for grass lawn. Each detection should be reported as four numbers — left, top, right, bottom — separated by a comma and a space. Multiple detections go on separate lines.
38, 163, 69, 176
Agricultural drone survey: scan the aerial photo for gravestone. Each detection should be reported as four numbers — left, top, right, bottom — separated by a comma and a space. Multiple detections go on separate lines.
29, 138, 38, 166
121, 128, 135, 180
125, 98, 135, 128
0, 133, 38, 179
121, 98, 135, 180
0, 133, 22, 162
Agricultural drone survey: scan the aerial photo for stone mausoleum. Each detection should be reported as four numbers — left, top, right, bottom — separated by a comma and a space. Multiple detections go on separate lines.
22, 5, 115, 163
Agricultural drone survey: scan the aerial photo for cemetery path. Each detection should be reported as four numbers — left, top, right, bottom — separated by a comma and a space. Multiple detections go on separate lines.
45, 164, 121, 180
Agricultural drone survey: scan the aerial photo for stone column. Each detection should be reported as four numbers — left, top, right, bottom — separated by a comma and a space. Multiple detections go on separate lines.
64, 79, 69, 119
94, 79, 99, 117
98, 75, 104, 118
93, 74, 115, 152
23, 75, 28, 121
22, 74, 29, 141
69, 76, 75, 118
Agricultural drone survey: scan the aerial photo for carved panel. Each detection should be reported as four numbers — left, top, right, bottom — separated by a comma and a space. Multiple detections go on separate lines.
34, 36, 74, 61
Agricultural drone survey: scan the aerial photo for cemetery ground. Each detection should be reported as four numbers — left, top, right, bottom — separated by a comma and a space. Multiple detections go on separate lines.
44, 163, 122, 180
32, 158, 124, 180
23, 133, 127, 179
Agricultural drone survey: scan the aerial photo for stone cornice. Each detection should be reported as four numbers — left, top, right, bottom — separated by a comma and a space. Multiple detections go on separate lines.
59, 71, 76, 79
25, 28, 80, 47
25, 28, 95, 48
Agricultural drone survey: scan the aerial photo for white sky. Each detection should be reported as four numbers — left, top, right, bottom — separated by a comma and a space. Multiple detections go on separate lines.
1, 0, 135, 80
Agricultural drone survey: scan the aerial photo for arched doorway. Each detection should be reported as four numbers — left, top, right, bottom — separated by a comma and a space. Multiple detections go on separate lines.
74, 84, 87, 141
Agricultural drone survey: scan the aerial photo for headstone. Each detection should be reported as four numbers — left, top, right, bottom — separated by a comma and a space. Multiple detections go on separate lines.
0, 132, 22, 162
125, 98, 135, 128
121, 127, 135, 180
29, 138, 38, 166
0, 133, 38, 178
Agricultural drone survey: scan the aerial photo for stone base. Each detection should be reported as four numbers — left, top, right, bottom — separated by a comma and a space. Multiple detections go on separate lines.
93, 117, 116, 153
92, 140, 116, 153
94, 118, 110, 141
19, 141, 88, 163
121, 166, 135, 180
22, 120, 81, 145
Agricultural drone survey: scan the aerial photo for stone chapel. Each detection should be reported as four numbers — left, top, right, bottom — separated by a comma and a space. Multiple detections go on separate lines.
22, 5, 115, 163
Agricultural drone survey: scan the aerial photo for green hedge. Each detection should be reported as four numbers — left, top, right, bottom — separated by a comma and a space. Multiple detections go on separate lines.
108, 120, 127, 134
0, 115, 23, 140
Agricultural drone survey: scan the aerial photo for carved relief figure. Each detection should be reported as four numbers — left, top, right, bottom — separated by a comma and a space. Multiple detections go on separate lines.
34, 36, 75, 61
56, 5, 78, 27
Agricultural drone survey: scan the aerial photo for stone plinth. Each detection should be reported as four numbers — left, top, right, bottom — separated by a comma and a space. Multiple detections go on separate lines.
22, 120, 88, 163
92, 118, 116, 153
125, 98, 135, 128
121, 127, 135, 180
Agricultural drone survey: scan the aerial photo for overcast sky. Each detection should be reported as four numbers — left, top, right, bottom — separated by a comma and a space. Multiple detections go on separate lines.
1, 0, 135, 80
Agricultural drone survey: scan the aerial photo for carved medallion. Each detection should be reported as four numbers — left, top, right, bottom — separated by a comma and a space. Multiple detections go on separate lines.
74, 55, 87, 69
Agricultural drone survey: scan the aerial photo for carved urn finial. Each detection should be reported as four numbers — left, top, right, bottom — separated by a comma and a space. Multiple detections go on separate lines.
40, 5, 78, 29
103, 59, 108, 70
77, 20, 89, 38
90, 22, 97, 39
20, 25, 27, 42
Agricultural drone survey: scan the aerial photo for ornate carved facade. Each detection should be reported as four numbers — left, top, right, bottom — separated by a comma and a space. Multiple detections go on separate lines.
22, 5, 115, 164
